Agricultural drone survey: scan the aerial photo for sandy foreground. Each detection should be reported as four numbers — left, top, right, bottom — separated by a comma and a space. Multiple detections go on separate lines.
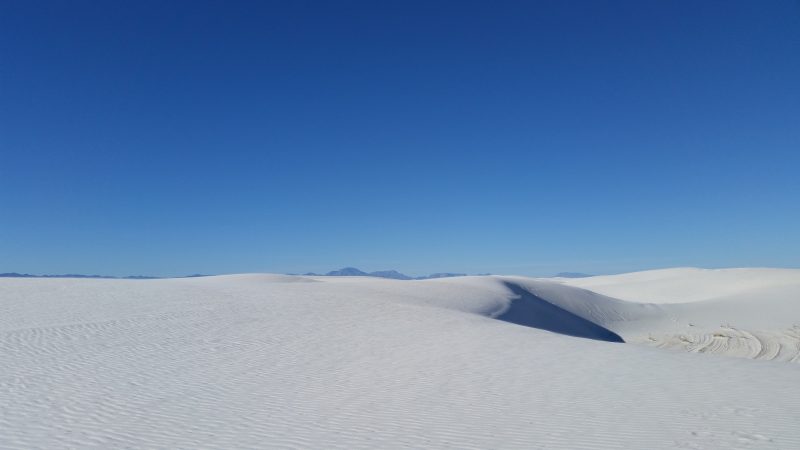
1, 268, 799, 449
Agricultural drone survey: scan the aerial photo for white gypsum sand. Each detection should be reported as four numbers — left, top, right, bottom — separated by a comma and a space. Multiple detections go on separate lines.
1, 269, 799, 449
557, 268, 800, 361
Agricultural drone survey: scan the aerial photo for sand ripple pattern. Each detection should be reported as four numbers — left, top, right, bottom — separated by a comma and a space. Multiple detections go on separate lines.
639, 325, 800, 362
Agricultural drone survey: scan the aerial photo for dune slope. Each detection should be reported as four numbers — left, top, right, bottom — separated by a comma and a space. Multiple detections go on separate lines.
556, 268, 800, 361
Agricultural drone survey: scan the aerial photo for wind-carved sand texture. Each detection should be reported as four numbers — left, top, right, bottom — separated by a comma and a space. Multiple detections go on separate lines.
1, 268, 799, 449
559, 268, 800, 362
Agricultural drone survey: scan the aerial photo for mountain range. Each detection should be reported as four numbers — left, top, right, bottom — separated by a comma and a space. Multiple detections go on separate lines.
0, 273, 198, 279
302, 267, 469, 280
1, 269, 591, 280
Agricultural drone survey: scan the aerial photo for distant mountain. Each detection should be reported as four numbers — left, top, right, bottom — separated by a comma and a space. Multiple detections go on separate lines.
369, 270, 413, 280
0, 273, 160, 279
1, 269, 474, 281
0, 272, 113, 279
319, 268, 469, 280
325, 267, 369, 276
555, 272, 593, 278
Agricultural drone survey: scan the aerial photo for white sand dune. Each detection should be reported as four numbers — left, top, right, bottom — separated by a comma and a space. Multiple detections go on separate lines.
556, 268, 800, 361
1, 269, 799, 449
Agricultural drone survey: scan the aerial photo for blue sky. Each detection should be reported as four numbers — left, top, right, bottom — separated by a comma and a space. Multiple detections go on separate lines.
1, 1, 799, 277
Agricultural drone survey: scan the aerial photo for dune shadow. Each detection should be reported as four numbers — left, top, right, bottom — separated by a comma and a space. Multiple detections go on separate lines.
496, 283, 624, 343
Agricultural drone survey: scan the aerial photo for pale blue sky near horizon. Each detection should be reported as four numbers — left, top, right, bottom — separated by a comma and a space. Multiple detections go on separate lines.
1, 1, 799, 278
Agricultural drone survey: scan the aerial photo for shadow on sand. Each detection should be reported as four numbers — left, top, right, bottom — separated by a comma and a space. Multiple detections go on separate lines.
496, 282, 624, 343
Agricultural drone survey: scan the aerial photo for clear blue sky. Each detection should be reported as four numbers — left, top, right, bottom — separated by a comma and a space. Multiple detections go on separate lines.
1, 1, 799, 277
